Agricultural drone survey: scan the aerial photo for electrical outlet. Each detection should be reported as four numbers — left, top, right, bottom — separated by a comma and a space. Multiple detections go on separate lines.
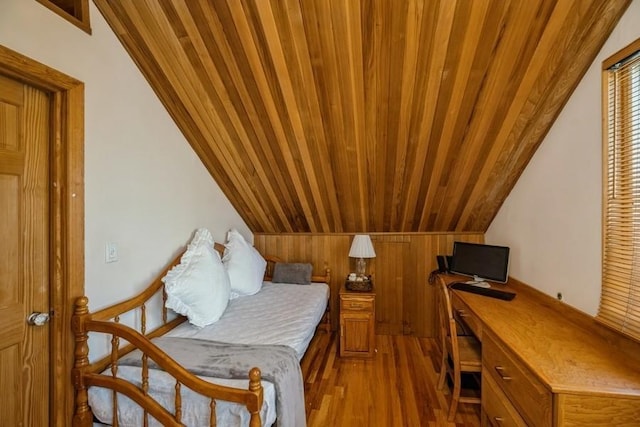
105, 242, 119, 263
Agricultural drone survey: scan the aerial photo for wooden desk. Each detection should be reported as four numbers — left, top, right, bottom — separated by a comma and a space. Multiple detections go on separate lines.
439, 274, 640, 426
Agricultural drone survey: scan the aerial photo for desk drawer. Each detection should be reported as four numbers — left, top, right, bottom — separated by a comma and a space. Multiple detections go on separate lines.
340, 298, 374, 312
483, 331, 552, 426
451, 293, 482, 339
483, 369, 527, 427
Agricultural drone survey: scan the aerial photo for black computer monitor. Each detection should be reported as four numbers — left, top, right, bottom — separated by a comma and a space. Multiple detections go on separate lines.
449, 241, 510, 283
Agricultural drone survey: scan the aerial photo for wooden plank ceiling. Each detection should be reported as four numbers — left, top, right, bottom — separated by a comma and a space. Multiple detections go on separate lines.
93, 0, 629, 233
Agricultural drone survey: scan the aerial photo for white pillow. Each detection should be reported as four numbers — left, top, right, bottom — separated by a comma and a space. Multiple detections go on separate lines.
222, 229, 267, 299
162, 228, 230, 327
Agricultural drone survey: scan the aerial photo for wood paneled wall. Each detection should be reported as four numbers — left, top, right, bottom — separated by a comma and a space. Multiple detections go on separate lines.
254, 232, 483, 337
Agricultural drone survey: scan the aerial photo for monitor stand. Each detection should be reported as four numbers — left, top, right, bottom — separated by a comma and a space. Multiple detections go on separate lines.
465, 276, 491, 288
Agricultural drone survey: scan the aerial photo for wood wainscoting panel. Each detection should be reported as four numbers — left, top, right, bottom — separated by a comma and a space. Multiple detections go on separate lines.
254, 232, 483, 337
370, 235, 408, 335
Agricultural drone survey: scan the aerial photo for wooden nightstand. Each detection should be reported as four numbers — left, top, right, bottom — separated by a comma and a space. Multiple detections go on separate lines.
339, 283, 376, 358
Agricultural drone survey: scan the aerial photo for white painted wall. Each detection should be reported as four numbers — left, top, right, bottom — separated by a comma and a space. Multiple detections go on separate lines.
0, 1, 251, 310
486, 1, 640, 316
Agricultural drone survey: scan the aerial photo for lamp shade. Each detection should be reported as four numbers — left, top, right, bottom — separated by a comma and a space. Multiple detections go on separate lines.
348, 235, 376, 258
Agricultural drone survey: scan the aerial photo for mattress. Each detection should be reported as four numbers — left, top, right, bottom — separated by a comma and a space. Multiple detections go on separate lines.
88, 280, 329, 427
166, 281, 330, 360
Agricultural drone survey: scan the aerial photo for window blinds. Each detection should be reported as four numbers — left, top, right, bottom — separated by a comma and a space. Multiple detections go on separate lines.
599, 42, 640, 341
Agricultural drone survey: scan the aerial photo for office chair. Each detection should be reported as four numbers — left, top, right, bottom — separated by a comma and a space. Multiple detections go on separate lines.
437, 280, 482, 421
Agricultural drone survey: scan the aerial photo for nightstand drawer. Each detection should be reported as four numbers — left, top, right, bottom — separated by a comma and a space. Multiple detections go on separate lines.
484, 330, 552, 426
340, 298, 374, 312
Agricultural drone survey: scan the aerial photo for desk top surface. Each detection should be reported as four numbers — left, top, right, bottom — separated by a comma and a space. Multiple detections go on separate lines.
442, 274, 640, 398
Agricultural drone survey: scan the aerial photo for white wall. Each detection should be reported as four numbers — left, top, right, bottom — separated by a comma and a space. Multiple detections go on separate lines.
486, 1, 640, 316
0, 1, 251, 310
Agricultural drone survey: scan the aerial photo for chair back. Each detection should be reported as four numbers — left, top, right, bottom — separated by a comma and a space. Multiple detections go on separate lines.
437, 277, 482, 421
438, 280, 460, 369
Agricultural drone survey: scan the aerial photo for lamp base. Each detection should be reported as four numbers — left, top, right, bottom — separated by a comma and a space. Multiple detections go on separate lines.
356, 258, 367, 278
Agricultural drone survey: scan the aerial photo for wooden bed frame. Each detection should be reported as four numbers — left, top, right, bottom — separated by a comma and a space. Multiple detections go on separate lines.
71, 243, 331, 427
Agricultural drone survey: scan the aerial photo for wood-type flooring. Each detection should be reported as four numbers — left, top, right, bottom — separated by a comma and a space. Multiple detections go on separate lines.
301, 331, 481, 427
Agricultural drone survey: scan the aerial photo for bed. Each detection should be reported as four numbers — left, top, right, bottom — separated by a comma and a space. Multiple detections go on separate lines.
72, 230, 331, 427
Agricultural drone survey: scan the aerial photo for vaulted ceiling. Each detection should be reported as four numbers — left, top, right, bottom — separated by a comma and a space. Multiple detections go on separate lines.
93, 0, 629, 233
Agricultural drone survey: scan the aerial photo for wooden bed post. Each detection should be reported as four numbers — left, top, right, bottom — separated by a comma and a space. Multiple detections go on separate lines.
248, 367, 263, 427
71, 297, 93, 427
322, 266, 332, 332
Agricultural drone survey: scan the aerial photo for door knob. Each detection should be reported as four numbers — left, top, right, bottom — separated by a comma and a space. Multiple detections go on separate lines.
27, 312, 50, 326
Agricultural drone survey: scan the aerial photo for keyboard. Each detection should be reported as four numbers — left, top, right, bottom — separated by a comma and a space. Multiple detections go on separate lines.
450, 282, 516, 301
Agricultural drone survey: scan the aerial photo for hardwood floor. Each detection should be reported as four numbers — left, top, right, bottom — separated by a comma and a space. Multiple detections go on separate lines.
301, 331, 481, 427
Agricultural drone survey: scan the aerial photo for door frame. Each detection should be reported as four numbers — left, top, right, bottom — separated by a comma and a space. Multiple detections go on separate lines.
0, 45, 84, 426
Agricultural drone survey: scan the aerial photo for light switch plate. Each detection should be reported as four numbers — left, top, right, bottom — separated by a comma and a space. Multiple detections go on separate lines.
105, 242, 118, 263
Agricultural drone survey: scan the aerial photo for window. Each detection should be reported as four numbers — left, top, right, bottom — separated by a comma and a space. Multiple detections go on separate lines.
599, 38, 640, 341
36, 0, 91, 34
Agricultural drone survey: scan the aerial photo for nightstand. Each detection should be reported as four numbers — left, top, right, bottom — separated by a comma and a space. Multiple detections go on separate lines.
339, 283, 376, 358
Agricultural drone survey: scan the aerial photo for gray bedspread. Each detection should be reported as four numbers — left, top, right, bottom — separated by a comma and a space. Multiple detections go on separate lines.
119, 336, 306, 427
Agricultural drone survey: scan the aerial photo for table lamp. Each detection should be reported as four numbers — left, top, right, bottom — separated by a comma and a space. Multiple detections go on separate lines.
349, 235, 376, 279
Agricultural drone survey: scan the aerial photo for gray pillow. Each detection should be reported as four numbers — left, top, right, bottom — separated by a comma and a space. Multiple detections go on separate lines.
272, 262, 313, 285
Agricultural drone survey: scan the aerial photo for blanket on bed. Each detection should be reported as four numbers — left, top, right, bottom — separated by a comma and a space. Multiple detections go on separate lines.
119, 336, 306, 427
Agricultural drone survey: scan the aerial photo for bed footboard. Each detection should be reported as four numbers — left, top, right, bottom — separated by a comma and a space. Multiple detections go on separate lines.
71, 249, 264, 427
72, 296, 264, 427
